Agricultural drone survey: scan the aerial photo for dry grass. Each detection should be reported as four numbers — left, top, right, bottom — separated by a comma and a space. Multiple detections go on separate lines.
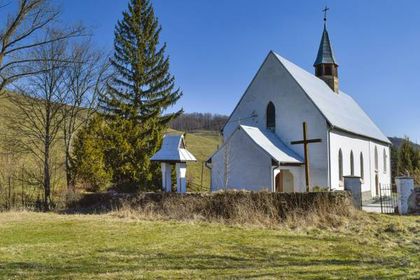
69, 191, 357, 230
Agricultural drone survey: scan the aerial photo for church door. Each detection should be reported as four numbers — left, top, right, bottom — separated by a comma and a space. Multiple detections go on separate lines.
275, 170, 294, 193
275, 172, 283, 192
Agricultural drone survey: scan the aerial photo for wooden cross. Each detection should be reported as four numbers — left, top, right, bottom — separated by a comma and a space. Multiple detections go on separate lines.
291, 122, 322, 192
323, 6, 329, 22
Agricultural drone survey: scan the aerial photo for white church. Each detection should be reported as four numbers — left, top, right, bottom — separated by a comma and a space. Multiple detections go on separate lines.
207, 18, 391, 199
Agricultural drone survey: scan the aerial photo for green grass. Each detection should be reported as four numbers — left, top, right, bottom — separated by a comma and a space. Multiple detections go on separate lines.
183, 131, 221, 191
165, 128, 221, 191
0, 212, 418, 279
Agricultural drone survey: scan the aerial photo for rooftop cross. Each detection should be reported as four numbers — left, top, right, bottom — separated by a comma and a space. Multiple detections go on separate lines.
323, 6, 329, 22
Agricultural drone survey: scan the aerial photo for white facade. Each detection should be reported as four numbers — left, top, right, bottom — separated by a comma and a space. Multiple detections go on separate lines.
208, 51, 391, 196
329, 130, 391, 197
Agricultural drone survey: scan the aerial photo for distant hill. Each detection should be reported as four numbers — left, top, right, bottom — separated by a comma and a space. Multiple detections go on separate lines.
169, 112, 228, 132
388, 137, 420, 150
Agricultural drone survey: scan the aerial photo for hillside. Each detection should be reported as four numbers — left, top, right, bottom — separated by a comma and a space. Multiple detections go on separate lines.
174, 130, 221, 191
0, 94, 221, 194
389, 137, 420, 150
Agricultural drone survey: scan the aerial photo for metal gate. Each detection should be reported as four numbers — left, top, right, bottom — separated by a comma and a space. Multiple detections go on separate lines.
377, 183, 398, 214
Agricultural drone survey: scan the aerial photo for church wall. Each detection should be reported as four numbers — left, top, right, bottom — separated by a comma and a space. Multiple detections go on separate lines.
329, 130, 391, 197
210, 128, 272, 191
222, 52, 330, 189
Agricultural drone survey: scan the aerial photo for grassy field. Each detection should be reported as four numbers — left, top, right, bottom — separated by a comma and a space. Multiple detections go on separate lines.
182, 131, 221, 191
0, 212, 418, 279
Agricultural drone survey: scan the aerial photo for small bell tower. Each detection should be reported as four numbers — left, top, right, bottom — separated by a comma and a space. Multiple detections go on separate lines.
314, 6, 339, 93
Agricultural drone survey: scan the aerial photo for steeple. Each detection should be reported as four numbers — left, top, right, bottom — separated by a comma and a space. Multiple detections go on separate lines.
314, 6, 339, 93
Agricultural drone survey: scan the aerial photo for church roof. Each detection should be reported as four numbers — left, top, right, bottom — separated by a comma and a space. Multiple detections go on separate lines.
151, 134, 197, 162
273, 52, 391, 144
240, 125, 303, 165
314, 24, 338, 66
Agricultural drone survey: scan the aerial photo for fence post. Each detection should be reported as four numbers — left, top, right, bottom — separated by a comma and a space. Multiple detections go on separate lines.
395, 176, 414, 215
344, 176, 362, 209
379, 183, 383, 214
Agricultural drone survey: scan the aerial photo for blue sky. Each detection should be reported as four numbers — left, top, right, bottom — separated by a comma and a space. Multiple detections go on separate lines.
56, 0, 420, 141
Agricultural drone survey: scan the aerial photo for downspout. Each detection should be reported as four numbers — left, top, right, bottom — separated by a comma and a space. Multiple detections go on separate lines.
271, 161, 280, 192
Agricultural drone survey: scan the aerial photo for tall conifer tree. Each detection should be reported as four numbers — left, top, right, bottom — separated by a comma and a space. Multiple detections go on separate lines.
101, 0, 182, 188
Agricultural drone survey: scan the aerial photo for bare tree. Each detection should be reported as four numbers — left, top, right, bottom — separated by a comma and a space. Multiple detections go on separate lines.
61, 42, 110, 192
0, 0, 84, 93
8, 32, 71, 210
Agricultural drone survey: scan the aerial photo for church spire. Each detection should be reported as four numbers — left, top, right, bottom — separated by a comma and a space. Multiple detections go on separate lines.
314, 6, 339, 93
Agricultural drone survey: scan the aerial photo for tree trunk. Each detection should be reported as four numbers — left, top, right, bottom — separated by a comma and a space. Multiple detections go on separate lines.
43, 142, 51, 211
64, 128, 75, 193
44, 113, 51, 211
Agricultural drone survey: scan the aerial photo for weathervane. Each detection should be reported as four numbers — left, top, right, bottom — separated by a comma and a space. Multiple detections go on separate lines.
323, 6, 329, 22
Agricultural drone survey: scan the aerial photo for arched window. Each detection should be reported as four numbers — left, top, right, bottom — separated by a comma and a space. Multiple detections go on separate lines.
383, 149, 387, 174
266, 102, 275, 131
338, 149, 343, 181
360, 152, 364, 180
350, 151, 354, 176
374, 147, 378, 171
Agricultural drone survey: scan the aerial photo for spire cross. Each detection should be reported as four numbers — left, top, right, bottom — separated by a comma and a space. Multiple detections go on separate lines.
323, 6, 329, 22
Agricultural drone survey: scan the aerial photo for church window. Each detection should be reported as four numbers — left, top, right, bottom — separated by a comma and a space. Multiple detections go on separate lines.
383, 149, 387, 173
360, 153, 364, 180
350, 151, 354, 176
324, 65, 332, 75
266, 102, 276, 131
338, 149, 343, 181
374, 147, 378, 171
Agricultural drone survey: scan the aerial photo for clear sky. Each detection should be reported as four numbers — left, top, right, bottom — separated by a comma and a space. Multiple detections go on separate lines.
55, 0, 420, 141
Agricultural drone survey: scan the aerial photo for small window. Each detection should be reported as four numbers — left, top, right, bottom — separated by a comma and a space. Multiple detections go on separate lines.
350, 151, 354, 176
360, 153, 364, 180
374, 147, 378, 171
324, 65, 332, 75
338, 149, 343, 181
266, 102, 275, 131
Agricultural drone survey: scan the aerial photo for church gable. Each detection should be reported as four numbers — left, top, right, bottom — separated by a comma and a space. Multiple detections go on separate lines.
222, 51, 328, 143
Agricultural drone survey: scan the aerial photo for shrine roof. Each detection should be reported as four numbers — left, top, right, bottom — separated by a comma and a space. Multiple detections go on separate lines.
151, 134, 197, 163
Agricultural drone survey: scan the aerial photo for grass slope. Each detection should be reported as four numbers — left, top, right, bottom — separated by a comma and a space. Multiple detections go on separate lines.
0, 212, 418, 279
182, 131, 220, 191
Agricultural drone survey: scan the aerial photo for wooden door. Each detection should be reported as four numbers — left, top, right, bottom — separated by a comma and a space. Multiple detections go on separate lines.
275, 172, 283, 192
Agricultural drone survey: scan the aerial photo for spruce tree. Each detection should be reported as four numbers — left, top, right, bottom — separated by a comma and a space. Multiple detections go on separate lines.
101, 0, 182, 188
399, 137, 414, 176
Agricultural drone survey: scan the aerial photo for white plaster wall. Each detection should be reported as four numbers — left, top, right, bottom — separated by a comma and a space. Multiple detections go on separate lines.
211, 128, 272, 191
329, 130, 391, 196
369, 141, 392, 196
222, 52, 330, 188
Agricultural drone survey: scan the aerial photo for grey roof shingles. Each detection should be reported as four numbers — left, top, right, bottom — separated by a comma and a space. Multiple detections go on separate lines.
314, 24, 338, 66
